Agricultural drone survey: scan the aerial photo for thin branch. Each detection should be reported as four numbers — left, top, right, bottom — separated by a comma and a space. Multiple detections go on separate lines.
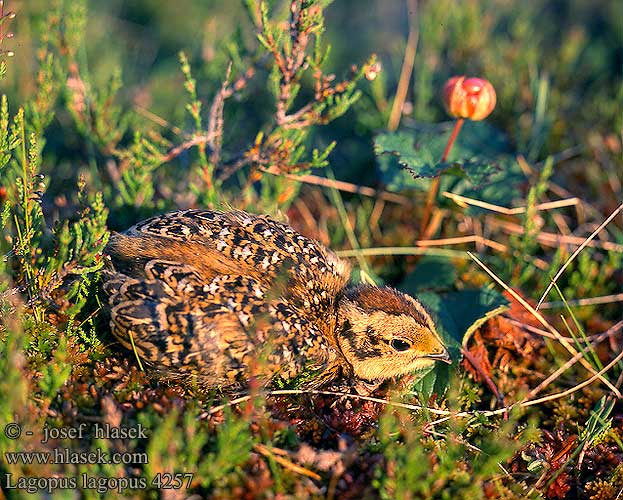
206, 62, 232, 166
162, 134, 214, 164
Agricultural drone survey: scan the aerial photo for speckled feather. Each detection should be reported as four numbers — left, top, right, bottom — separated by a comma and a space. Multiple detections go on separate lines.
104, 210, 350, 388
107, 210, 350, 324
103, 209, 450, 390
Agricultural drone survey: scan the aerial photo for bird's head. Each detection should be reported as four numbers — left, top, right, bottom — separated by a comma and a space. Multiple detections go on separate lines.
335, 285, 450, 381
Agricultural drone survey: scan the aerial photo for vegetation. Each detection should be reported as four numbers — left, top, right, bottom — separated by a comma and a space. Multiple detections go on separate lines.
1, 0, 622, 498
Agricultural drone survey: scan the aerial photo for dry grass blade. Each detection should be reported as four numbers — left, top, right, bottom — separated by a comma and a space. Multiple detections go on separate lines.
505, 317, 623, 343
128, 331, 144, 372
387, 0, 419, 131
467, 252, 622, 398
253, 443, 322, 481
521, 349, 623, 407
262, 166, 411, 205
207, 381, 623, 425
540, 293, 623, 309
207, 389, 441, 416
336, 246, 467, 259
417, 235, 507, 253
536, 200, 623, 309
134, 105, 183, 135
524, 323, 622, 399
442, 191, 580, 215
487, 218, 623, 252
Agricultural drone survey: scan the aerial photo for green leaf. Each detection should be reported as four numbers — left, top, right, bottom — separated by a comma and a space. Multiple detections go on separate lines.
410, 291, 459, 400
444, 288, 510, 346
375, 121, 527, 214
374, 128, 500, 185
416, 291, 462, 349
408, 287, 509, 399
400, 255, 457, 293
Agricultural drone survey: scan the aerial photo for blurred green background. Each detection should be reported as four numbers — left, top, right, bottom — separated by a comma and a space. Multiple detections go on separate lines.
4, 0, 621, 201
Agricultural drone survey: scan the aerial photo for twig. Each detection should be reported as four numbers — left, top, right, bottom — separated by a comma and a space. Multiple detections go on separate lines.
162, 134, 214, 163
206, 62, 232, 166
536, 201, 623, 309
160, 63, 254, 166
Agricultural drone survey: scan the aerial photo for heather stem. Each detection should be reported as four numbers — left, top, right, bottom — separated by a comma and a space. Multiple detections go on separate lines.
419, 118, 464, 238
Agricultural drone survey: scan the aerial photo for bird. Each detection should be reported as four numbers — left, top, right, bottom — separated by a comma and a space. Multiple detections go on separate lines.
102, 209, 450, 391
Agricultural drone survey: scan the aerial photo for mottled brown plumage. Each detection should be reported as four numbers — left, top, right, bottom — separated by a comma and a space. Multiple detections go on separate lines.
103, 209, 450, 390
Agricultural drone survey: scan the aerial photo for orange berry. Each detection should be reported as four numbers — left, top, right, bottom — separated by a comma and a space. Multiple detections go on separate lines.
441, 76, 496, 121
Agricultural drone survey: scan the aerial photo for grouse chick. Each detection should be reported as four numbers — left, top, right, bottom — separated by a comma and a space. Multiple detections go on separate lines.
103, 209, 450, 390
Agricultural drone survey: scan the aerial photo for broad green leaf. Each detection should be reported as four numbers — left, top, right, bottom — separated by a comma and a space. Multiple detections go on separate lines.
408, 287, 509, 400
375, 130, 501, 185
417, 291, 462, 350
410, 291, 460, 401
443, 288, 510, 346
375, 121, 527, 214
400, 255, 457, 293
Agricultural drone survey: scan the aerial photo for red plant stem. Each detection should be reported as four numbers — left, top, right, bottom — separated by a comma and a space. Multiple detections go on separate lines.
440, 118, 464, 163
419, 118, 464, 238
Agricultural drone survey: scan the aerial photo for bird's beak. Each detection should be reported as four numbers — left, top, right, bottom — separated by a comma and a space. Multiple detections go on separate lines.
425, 348, 452, 364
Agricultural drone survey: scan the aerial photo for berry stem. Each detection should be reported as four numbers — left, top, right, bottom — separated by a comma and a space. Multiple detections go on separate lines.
419, 118, 464, 238
440, 118, 464, 163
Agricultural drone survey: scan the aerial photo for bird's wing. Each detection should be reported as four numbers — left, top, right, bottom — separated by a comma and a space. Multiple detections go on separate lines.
103, 259, 334, 387
106, 210, 351, 319
103, 261, 238, 384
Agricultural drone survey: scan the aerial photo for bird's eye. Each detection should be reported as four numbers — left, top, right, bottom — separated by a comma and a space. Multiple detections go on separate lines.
391, 339, 411, 352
